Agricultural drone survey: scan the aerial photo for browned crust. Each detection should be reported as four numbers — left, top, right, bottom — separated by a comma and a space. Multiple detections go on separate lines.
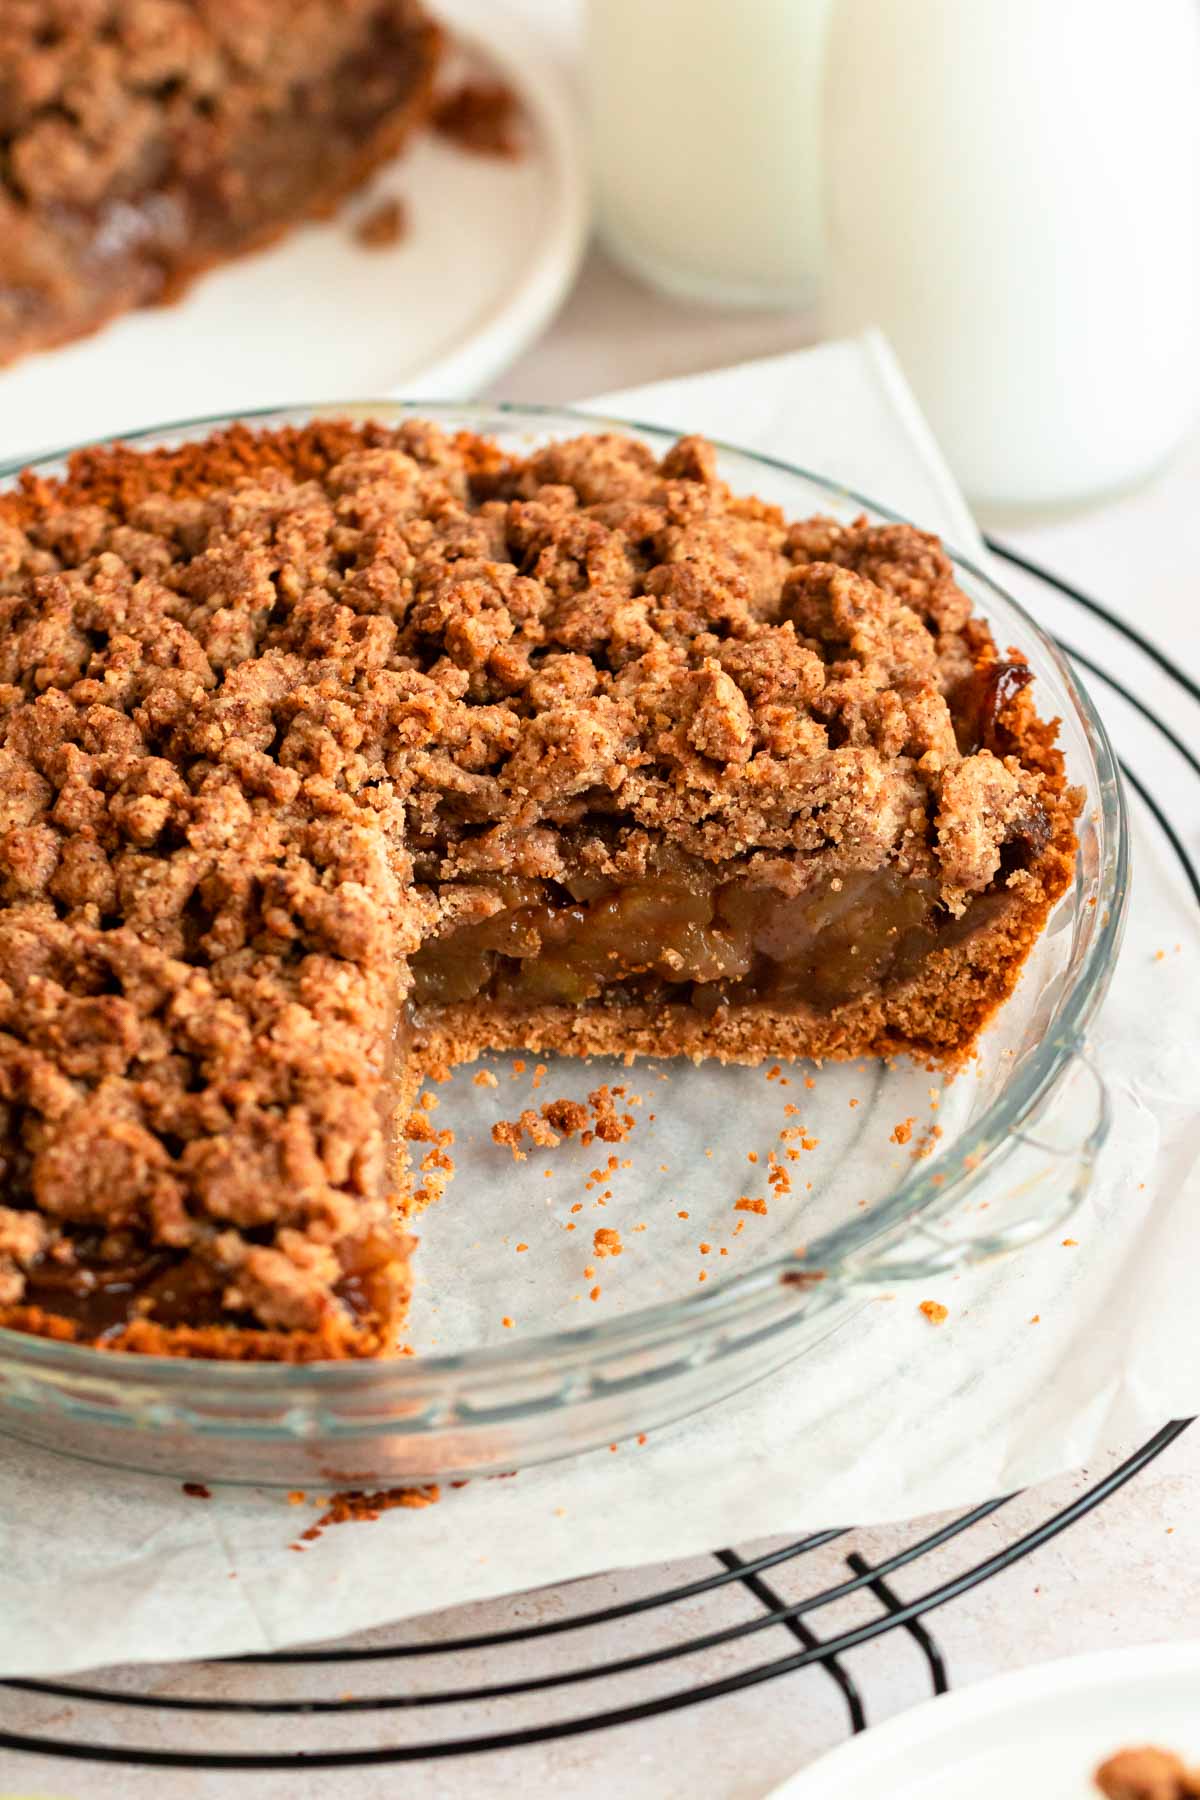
0, 16, 443, 370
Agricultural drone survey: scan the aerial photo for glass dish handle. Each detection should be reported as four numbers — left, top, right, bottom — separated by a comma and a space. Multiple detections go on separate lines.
833, 1047, 1111, 1289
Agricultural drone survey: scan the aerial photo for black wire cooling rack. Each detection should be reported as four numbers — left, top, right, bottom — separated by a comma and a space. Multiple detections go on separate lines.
1, 544, 1196, 1774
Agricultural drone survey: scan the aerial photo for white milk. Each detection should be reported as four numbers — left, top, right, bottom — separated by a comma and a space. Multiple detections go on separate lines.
587, 0, 833, 307
823, 0, 1200, 511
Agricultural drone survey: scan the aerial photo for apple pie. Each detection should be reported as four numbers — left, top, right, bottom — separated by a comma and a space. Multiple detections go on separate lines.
0, 420, 1079, 1358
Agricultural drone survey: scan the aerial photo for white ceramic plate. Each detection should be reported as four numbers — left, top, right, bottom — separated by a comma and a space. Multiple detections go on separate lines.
0, 0, 588, 467
769, 1642, 1200, 1798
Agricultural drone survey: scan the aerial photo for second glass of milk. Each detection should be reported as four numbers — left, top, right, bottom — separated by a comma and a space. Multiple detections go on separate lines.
587, 0, 833, 308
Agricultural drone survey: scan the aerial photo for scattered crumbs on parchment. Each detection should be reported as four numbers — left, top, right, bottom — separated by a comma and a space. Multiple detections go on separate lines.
890, 1117, 916, 1146
918, 1300, 948, 1326
516, 1242, 528, 1253
182, 1482, 211, 1500
473, 1069, 499, 1088
1030, 1314, 1041, 1324
735, 1197, 768, 1216
293, 1483, 440, 1547
502, 1316, 514, 1329
593, 1227, 623, 1258
589, 1285, 601, 1301
287, 1490, 306, 1506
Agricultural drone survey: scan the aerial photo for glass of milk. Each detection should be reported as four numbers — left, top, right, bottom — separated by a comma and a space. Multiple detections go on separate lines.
587, 0, 833, 308
823, 0, 1200, 512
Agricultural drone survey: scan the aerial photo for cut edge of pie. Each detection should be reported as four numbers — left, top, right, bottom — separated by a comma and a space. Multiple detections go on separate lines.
0, 419, 1081, 1361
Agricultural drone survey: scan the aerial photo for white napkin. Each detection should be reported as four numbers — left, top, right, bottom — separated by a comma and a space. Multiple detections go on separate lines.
2, 334, 1197, 1678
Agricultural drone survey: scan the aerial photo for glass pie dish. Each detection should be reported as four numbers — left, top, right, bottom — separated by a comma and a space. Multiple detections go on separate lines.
0, 403, 1128, 1485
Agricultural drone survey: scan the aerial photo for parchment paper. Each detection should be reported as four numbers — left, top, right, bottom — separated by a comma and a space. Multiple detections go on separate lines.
2, 334, 1197, 1678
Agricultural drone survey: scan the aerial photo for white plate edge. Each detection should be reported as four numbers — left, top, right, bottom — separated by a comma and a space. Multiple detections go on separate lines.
391, 0, 591, 399
767, 1638, 1200, 1795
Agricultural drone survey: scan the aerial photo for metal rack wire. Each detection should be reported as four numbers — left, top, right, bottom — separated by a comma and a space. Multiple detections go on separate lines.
1, 544, 1196, 1771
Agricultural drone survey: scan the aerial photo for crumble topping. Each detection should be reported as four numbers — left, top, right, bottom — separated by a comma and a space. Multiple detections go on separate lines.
0, 419, 1075, 1352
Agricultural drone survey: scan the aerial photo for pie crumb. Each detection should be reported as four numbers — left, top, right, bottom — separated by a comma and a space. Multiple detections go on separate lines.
354, 195, 408, 250
433, 79, 524, 158
1094, 1745, 1200, 1797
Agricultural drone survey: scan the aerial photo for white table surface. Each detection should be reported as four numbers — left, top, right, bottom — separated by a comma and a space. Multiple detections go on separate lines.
3, 249, 1199, 1800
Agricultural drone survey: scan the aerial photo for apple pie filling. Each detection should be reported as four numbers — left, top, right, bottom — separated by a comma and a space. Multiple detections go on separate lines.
411, 848, 1042, 1023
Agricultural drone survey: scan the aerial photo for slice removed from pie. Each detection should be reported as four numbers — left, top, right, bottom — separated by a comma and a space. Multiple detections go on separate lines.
0, 420, 1079, 1357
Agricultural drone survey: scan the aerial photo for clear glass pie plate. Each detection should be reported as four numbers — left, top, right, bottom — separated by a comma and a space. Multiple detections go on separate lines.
0, 403, 1128, 1485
